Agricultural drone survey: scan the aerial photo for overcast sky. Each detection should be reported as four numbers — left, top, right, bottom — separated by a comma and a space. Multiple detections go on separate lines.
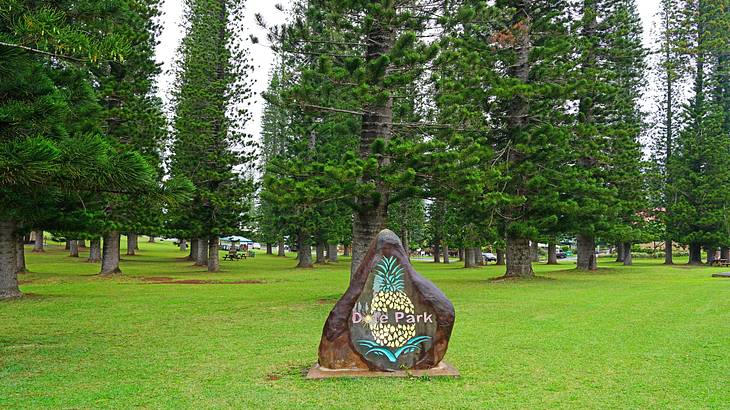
155, 1, 663, 140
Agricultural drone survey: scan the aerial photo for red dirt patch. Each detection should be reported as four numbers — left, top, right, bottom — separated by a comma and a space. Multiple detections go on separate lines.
139, 277, 264, 285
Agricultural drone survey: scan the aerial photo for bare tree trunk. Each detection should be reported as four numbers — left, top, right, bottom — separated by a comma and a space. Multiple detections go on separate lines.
297, 232, 313, 268
179, 239, 188, 252
401, 228, 409, 259
576, 234, 597, 270
496, 249, 505, 265
266, 243, 272, 255
32, 230, 44, 252
688, 243, 702, 265
277, 239, 286, 257
87, 238, 101, 263
188, 238, 197, 261
343, 245, 350, 257
0, 220, 21, 299
615, 242, 624, 262
16, 234, 26, 273
78, 240, 86, 248
547, 242, 558, 265
705, 246, 716, 265
458, 247, 464, 261
433, 240, 441, 263
194, 238, 208, 266
316, 241, 326, 264
464, 247, 477, 268
69, 240, 79, 257
327, 243, 338, 262
443, 243, 450, 264
100, 231, 121, 275
505, 237, 533, 277
623, 242, 633, 266
207, 235, 219, 272
664, 239, 673, 265
127, 233, 138, 256
65, 241, 70, 250
473, 247, 482, 266
350, 9, 395, 277
530, 241, 539, 262
148, 236, 156, 243
721, 247, 729, 260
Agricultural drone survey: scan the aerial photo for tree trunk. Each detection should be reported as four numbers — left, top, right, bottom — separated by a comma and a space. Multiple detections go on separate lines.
297, 232, 313, 268
327, 243, 338, 262
65, 241, 70, 250
721, 247, 729, 260
615, 242, 624, 262
401, 228, 409, 258
705, 246, 716, 265
148, 236, 156, 243
69, 240, 79, 257
179, 239, 188, 252
127, 233, 138, 256
16, 234, 26, 273
100, 231, 121, 275
0, 220, 21, 299
547, 242, 558, 265
576, 234, 597, 270
266, 243, 272, 255
623, 242, 633, 266
87, 238, 102, 263
530, 241, 539, 262
188, 238, 197, 261
32, 230, 44, 252
78, 240, 86, 248
316, 241, 326, 264
443, 243, 450, 264
433, 241, 441, 263
194, 238, 208, 266
664, 239, 673, 264
473, 247, 482, 266
350, 9, 395, 277
688, 243, 702, 265
496, 249, 505, 265
464, 247, 477, 268
277, 239, 286, 256
207, 235, 219, 272
458, 247, 464, 261
505, 237, 534, 277
343, 245, 350, 257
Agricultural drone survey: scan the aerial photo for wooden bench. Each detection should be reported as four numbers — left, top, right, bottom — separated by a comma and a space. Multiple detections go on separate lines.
711, 259, 730, 267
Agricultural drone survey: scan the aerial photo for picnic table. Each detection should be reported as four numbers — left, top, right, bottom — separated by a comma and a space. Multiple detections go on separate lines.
711, 258, 730, 267
222, 250, 255, 261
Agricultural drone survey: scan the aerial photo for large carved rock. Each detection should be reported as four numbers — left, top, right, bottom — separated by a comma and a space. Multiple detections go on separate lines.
317, 229, 455, 372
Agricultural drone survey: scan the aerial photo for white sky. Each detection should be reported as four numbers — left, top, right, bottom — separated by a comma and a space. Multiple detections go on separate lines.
155, 0, 662, 140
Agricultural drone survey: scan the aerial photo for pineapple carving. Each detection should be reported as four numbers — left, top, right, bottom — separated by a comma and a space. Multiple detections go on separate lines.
317, 229, 455, 373
352, 256, 433, 366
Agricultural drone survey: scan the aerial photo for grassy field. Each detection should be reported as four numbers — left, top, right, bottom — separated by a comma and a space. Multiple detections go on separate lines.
1, 239, 729, 409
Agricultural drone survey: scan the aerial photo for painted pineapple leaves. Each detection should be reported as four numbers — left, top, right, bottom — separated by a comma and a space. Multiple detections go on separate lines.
373, 256, 405, 293
357, 336, 432, 363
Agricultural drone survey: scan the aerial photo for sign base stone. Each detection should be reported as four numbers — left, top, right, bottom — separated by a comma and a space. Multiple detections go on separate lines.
306, 361, 459, 379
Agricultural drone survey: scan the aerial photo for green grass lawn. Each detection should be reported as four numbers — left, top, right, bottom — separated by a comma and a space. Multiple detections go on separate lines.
1, 240, 729, 408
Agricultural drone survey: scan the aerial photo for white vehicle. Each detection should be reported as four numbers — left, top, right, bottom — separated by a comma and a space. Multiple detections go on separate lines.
252, 242, 262, 249
482, 252, 497, 262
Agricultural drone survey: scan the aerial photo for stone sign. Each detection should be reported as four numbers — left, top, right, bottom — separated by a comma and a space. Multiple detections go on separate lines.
309, 229, 457, 377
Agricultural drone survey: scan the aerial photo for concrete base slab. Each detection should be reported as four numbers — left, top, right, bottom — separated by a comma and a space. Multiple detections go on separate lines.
306, 361, 459, 379
712, 272, 730, 278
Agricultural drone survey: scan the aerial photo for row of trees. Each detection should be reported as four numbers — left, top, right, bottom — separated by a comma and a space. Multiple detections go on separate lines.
0, 0, 255, 299
256, 0, 730, 277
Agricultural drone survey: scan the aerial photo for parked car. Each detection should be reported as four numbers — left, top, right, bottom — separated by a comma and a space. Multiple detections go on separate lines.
556, 250, 567, 259
482, 252, 497, 262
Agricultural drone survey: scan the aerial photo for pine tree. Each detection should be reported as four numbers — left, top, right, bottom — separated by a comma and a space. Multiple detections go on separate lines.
170, 0, 256, 272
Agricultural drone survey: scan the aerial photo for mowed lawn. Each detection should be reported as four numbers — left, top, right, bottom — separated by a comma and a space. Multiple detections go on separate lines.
1, 240, 729, 409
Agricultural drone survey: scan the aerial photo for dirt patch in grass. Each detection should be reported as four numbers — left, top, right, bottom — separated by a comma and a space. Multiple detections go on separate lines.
139, 277, 264, 285
489, 275, 553, 283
